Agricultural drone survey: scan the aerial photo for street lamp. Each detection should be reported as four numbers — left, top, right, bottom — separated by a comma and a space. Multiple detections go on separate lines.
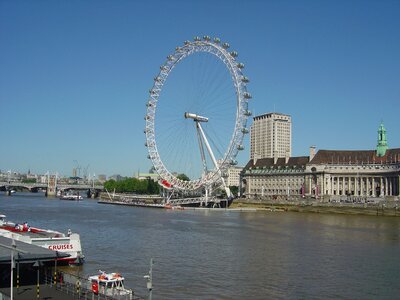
144, 258, 154, 300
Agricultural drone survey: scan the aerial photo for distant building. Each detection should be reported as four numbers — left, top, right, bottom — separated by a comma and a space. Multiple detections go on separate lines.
250, 112, 292, 160
109, 174, 124, 181
98, 174, 107, 183
226, 166, 243, 187
135, 173, 160, 181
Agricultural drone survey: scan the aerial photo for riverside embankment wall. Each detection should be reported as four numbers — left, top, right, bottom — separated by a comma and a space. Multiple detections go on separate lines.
233, 198, 400, 217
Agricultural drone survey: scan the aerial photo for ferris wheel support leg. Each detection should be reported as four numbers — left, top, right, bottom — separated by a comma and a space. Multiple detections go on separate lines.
196, 123, 208, 176
197, 122, 232, 199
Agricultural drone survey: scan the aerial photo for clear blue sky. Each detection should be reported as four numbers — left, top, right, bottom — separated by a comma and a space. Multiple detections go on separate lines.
1, 0, 399, 177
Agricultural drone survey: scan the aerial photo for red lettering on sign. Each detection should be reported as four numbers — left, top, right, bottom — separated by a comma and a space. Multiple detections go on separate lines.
48, 244, 73, 250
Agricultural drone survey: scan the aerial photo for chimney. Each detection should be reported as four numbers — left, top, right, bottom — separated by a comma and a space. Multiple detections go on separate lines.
285, 148, 290, 164
310, 146, 316, 161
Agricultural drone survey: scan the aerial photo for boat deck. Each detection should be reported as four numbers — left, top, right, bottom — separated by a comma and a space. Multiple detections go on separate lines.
0, 226, 64, 239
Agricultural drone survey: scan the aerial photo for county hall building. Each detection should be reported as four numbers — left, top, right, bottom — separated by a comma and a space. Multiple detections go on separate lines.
242, 123, 400, 200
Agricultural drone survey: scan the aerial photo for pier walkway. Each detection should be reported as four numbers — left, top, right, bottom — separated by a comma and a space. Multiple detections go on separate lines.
0, 285, 76, 300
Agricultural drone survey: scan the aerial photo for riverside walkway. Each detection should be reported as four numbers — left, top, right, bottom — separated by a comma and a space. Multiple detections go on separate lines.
0, 285, 76, 300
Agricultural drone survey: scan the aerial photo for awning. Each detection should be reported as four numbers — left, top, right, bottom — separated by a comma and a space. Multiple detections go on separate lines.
0, 236, 70, 264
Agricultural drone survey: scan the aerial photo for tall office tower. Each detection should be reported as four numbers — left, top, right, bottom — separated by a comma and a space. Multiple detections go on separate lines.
250, 112, 292, 160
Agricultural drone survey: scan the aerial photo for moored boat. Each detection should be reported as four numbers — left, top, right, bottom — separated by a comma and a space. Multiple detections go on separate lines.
0, 214, 84, 265
89, 270, 133, 299
60, 192, 83, 201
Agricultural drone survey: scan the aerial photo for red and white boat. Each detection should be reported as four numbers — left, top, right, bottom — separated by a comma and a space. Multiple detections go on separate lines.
89, 270, 133, 299
0, 214, 84, 265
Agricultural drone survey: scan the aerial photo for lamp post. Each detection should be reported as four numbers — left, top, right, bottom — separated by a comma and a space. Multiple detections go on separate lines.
33, 260, 43, 299
11, 239, 16, 300
144, 258, 154, 300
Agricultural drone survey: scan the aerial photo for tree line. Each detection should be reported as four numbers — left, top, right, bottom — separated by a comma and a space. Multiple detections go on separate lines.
104, 177, 159, 194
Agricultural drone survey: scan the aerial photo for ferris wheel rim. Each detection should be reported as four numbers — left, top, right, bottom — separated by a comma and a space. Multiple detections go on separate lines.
145, 36, 251, 191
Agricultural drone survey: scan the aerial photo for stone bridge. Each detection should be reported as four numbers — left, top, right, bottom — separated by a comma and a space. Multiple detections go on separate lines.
0, 181, 104, 197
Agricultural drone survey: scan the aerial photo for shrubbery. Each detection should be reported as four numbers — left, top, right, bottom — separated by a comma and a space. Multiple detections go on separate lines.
104, 177, 159, 194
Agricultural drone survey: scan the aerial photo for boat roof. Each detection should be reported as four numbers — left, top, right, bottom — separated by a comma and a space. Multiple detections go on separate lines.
0, 236, 70, 263
89, 272, 125, 282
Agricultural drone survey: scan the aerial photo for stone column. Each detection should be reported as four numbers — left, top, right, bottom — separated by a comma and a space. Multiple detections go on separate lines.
341, 176, 344, 195
385, 177, 389, 196
360, 176, 364, 196
354, 175, 361, 196
372, 177, 375, 197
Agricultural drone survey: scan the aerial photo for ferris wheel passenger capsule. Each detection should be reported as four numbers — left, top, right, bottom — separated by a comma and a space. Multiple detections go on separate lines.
230, 51, 238, 58
243, 92, 252, 99
222, 42, 230, 49
167, 55, 175, 61
147, 155, 151, 159
244, 110, 252, 116
154, 76, 161, 82
213, 37, 221, 44
160, 65, 168, 71
230, 160, 238, 166
237, 63, 245, 69
241, 128, 249, 134
237, 145, 245, 151
203, 35, 211, 41
194, 36, 201, 41
241, 76, 250, 83
184, 40, 190, 45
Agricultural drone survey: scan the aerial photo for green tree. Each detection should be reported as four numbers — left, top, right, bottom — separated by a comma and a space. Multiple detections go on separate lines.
22, 178, 37, 183
146, 178, 159, 194
103, 177, 160, 194
177, 173, 190, 181
229, 186, 239, 197
104, 179, 117, 192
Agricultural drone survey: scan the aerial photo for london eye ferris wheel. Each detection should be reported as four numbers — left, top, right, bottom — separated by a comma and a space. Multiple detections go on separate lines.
144, 36, 252, 197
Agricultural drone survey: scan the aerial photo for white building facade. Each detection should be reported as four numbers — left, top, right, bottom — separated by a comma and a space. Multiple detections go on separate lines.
242, 156, 309, 199
226, 166, 243, 187
250, 112, 292, 160
306, 149, 400, 199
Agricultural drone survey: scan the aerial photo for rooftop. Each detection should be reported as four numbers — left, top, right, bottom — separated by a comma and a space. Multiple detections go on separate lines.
309, 148, 400, 165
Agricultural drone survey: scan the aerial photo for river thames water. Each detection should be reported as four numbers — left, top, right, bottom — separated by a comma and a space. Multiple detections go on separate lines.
1, 193, 400, 299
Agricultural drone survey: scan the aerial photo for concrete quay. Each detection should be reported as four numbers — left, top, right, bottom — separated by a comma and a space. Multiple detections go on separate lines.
233, 197, 400, 216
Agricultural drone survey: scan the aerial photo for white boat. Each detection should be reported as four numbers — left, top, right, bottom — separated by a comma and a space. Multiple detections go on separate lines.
0, 214, 84, 265
60, 192, 83, 201
89, 270, 133, 299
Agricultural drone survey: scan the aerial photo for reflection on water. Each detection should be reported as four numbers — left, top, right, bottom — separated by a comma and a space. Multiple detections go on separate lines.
1, 193, 400, 299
